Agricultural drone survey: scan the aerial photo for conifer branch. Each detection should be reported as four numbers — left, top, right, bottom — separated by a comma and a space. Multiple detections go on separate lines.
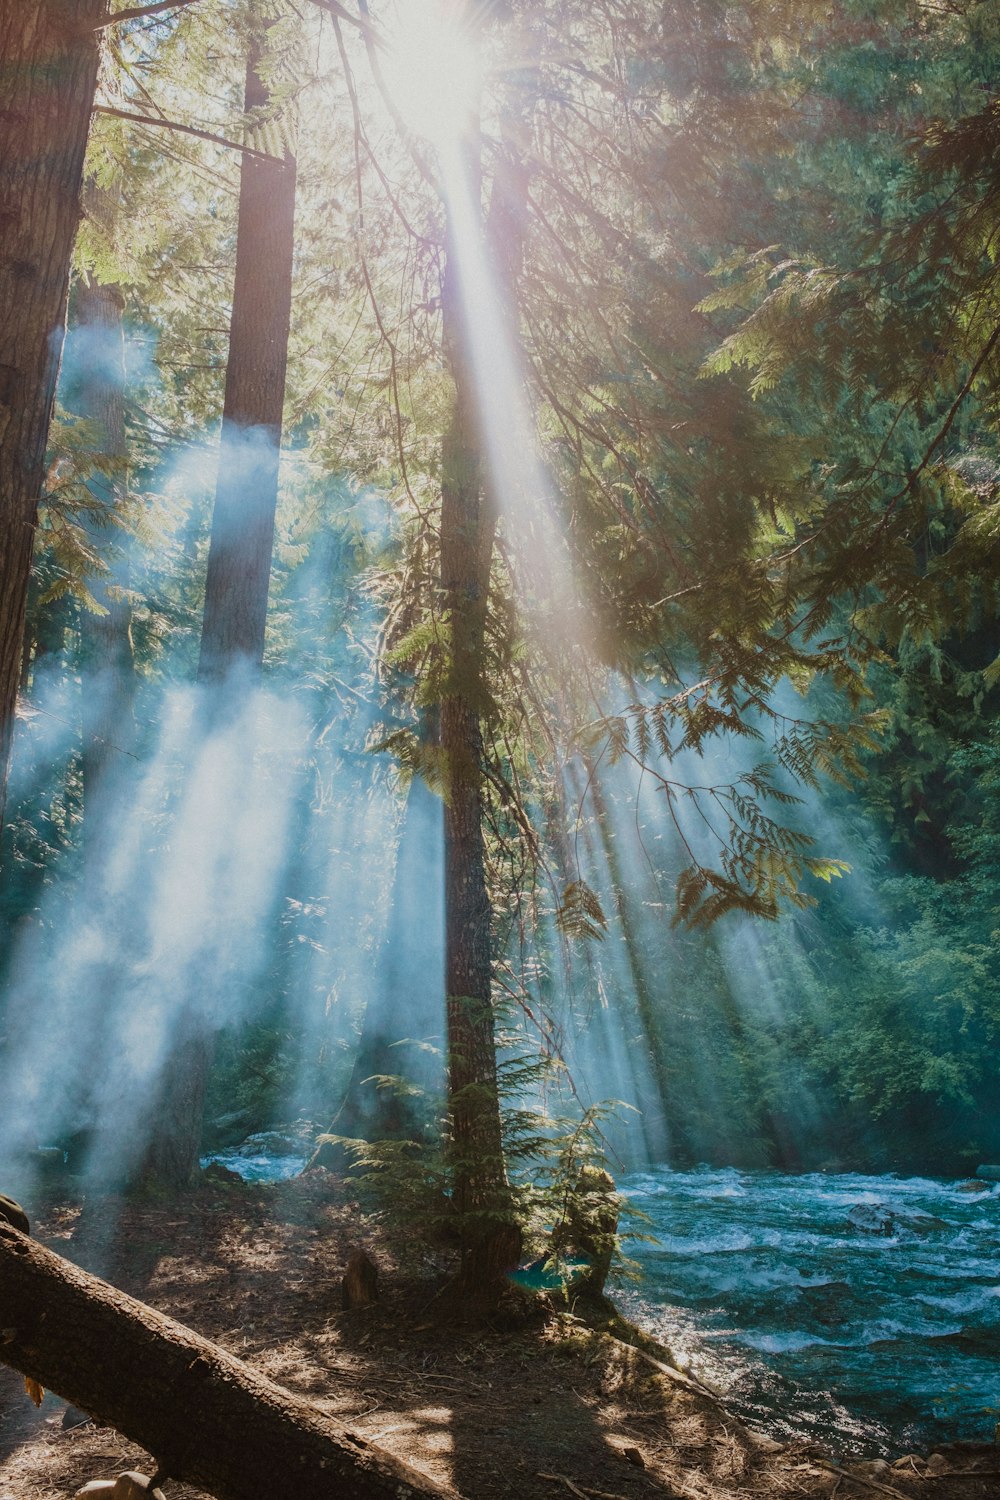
93, 105, 284, 164
305, 0, 377, 45
96, 0, 201, 28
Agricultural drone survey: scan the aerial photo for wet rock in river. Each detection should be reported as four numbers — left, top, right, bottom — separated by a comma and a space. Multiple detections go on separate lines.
234, 1130, 304, 1157
846, 1203, 947, 1236
847, 1203, 895, 1235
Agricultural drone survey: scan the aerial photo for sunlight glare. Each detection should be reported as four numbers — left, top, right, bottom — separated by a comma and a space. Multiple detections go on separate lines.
384, 0, 480, 144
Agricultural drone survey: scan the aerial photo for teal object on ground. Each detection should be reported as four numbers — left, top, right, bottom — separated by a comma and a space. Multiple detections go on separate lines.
508, 1255, 591, 1290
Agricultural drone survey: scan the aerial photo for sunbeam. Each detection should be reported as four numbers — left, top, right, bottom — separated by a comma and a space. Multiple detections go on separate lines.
382, 0, 482, 145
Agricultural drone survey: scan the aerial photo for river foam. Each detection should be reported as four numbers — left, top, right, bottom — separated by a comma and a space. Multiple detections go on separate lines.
617, 1165, 1000, 1457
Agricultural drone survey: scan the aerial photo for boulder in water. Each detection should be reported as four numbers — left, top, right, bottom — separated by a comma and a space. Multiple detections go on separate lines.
975, 1164, 1000, 1182
847, 1202, 895, 1235
234, 1130, 303, 1158
898, 1211, 948, 1235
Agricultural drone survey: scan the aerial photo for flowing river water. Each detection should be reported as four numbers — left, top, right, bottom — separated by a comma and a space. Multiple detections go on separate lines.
616, 1166, 1000, 1456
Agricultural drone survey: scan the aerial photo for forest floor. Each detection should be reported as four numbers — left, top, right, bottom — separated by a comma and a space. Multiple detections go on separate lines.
0, 1168, 997, 1500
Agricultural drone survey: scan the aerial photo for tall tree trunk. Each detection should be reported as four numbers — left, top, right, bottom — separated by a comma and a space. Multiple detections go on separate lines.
0, 0, 108, 840
198, 39, 297, 685
437, 12, 538, 1290
440, 247, 520, 1286
139, 27, 297, 1190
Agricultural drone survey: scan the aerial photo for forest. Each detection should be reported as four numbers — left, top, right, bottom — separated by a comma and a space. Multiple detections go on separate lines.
0, 1, 999, 1497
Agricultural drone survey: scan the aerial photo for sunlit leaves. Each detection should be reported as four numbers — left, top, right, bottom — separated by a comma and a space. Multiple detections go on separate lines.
555, 880, 608, 942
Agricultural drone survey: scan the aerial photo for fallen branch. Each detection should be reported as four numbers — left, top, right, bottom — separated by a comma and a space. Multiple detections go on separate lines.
606, 1335, 725, 1402
815, 1459, 912, 1499
0, 1222, 455, 1500
538, 1473, 628, 1500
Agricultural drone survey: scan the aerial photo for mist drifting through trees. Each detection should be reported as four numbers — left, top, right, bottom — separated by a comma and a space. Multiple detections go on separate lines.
0, 0, 999, 1303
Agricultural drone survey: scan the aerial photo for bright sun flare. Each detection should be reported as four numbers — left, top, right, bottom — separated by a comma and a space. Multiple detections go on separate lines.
383, 1, 481, 144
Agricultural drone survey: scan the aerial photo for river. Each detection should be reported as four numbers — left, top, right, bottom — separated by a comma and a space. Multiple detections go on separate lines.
617, 1165, 999, 1457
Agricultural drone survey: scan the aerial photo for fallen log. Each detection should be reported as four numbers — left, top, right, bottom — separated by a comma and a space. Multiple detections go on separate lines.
0, 1221, 456, 1500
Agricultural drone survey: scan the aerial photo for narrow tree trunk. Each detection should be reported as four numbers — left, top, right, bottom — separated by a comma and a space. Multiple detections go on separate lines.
436, 13, 541, 1293
0, 0, 108, 839
139, 28, 297, 1190
198, 40, 297, 684
437, 116, 535, 1291
439, 336, 520, 1285
0, 1223, 455, 1500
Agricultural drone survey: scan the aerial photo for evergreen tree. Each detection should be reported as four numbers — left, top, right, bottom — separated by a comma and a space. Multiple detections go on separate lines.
0, 0, 109, 836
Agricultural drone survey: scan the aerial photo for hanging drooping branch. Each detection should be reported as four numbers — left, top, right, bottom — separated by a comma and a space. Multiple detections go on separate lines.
0, 1223, 456, 1500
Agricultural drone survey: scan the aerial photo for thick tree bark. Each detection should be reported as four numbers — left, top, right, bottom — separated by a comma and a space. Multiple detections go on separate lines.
0, 1222, 454, 1500
140, 30, 297, 1191
0, 0, 109, 839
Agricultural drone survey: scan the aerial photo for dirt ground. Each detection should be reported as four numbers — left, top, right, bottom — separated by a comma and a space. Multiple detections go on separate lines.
1, 1170, 997, 1500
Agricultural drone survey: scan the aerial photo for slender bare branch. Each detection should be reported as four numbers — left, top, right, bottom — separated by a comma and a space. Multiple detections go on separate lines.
96, 0, 201, 29
93, 104, 284, 163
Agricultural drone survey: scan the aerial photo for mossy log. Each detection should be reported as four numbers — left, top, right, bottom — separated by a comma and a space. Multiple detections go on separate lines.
0, 1222, 455, 1500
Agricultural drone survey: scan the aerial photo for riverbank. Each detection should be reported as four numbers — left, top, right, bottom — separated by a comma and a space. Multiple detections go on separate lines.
0, 1170, 996, 1500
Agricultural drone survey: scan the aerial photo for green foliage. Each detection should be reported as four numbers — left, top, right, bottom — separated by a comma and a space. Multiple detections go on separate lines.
556, 881, 608, 942
10, 0, 1000, 1208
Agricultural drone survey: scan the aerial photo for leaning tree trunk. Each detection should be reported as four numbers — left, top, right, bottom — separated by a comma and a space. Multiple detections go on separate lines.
0, 0, 108, 840
0, 1222, 454, 1500
139, 27, 297, 1191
